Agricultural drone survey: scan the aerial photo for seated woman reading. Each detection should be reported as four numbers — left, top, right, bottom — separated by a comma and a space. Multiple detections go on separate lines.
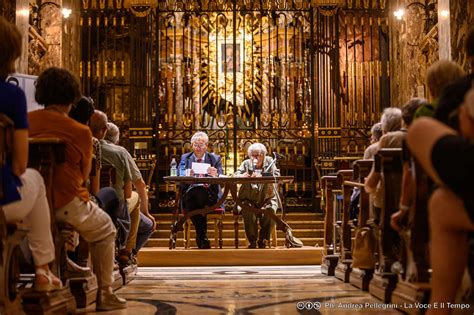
234, 143, 280, 248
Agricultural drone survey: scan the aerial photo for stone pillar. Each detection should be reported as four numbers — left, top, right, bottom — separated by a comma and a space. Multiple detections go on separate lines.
193, 58, 201, 129
61, 0, 81, 75
438, 0, 451, 60
261, 58, 270, 126
40, 1, 62, 70
15, 0, 30, 74
280, 59, 288, 123
175, 58, 183, 128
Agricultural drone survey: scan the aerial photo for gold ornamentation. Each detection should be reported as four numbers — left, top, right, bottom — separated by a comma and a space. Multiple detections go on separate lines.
311, 0, 343, 16
124, 0, 157, 17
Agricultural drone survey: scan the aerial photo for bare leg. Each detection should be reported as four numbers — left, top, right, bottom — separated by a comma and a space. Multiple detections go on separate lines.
426, 188, 474, 315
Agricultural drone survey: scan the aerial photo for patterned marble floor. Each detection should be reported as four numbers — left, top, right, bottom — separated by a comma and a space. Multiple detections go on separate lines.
80, 266, 404, 314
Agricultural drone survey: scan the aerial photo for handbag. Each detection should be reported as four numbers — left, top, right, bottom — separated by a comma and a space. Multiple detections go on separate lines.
352, 227, 376, 269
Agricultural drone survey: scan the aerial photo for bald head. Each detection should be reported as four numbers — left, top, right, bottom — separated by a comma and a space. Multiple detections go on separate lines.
90, 110, 108, 139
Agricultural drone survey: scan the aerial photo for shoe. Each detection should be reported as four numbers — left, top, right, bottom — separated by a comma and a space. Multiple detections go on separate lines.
257, 239, 267, 249
197, 238, 211, 249
117, 248, 132, 266
35, 268, 63, 292
96, 290, 127, 311
62, 257, 91, 278
248, 241, 257, 249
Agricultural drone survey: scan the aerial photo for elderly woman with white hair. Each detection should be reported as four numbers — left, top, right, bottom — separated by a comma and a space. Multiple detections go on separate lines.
234, 142, 280, 248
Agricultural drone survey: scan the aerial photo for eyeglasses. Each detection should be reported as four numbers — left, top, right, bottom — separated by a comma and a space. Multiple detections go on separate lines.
250, 152, 263, 158
192, 143, 207, 149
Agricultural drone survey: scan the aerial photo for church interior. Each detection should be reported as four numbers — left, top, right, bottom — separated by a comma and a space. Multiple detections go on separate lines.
0, 0, 473, 314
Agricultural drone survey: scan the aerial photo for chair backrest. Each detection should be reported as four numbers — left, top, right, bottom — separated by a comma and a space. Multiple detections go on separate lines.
0, 113, 14, 238
100, 165, 116, 188
0, 113, 14, 200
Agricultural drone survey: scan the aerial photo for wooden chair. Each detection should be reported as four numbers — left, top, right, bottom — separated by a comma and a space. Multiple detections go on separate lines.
320, 175, 339, 275
391, 145, 431, 313
232, 210, 279, 249
184, 209, 224, 249
368, 148, 403, 303
334, 169, 354, 283
23, 138, 77, 314
232, 181, 285, 249
0, 114, 28, 314
100, 165, 116, 189
173, 188, 224, 249
347, 159, 374, 291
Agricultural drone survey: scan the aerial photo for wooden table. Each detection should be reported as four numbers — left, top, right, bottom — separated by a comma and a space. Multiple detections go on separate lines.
164, 176, 297, 249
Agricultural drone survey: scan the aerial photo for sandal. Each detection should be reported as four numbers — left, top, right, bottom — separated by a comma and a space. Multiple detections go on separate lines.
35, 268, 63, 292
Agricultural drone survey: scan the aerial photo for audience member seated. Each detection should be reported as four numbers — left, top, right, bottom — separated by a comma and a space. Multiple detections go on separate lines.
0, 16, 61, 292
69, 96, 100, 195
349, 122, 382, 219
234, 143, 280, 248
104, 122, 155, 261
178, 131, 223, 249
363, 122, 383, 160
28, 67, 126, 311
365, 100, 426, 213
413, 60, 464, 119
69, 96, 123, 269
364, 107, 403, 215
434, 27, 474, 130
406, 88, 474, 315
90, 111, 135, 263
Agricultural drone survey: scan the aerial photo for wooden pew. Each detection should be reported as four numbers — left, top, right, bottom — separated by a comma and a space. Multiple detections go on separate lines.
22, 138, 77, 314
334, 169, 354, 283
368, 148, 403, 303
391, 148, 431, 313
0, 114, 28, 314
346, 160, 374, 290
320, 175, 339, 276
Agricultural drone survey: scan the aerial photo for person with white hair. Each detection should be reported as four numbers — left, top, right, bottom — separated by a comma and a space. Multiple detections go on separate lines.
406, 87, 474, 315
178, 131, 223, 249
234, 142, 280, 248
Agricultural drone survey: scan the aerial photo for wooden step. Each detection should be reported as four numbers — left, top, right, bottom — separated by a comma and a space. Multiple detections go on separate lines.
137, 247, 323, 266
146, 211, 325, 252
153, 212, 323, 221
152, 228, 324, 239
155, 220, 324, 230
145, 237, 324, 248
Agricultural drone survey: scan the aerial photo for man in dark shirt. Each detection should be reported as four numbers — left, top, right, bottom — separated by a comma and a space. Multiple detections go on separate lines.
407, 88, 474, 314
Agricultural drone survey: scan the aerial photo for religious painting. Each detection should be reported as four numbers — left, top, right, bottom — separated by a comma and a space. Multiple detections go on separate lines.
220, 43, 241, 73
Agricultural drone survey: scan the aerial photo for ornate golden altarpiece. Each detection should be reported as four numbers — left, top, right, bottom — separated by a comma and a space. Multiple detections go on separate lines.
78, 0, 390, 212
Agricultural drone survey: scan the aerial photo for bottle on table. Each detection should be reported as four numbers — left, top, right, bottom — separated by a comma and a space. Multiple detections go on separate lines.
170, 157, 177, 176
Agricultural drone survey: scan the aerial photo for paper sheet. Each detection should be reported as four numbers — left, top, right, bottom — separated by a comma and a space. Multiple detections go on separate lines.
192, 162, 210, 175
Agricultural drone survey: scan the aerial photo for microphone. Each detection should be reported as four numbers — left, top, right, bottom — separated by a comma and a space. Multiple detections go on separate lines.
273, 152, 285, 160
252, 158, 258, 170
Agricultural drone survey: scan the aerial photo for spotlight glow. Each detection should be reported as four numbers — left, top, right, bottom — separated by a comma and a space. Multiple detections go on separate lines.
62, 8, 72, 18
393, 9, 405, 20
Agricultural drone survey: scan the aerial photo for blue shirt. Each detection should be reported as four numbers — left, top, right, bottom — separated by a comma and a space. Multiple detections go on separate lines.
0, 80, 28, 205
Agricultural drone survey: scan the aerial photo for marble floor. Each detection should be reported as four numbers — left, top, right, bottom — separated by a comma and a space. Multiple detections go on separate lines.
80, 266, 405, 315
